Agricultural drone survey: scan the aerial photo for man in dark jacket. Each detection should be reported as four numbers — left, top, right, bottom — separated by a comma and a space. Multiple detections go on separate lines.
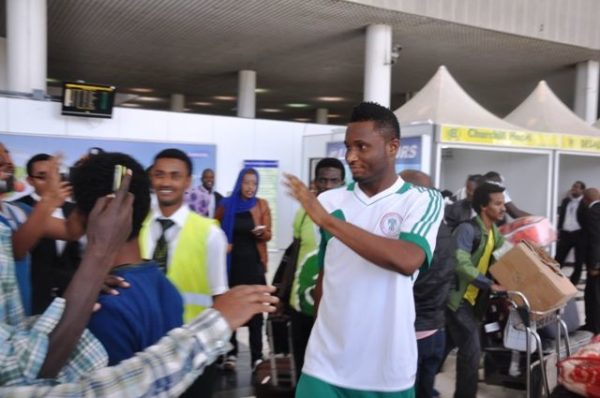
15, 153, 81, 314
555, 181, 587, 285
445, 174, 479, 230
582, 188, 600, 333
401, 169, 456, 398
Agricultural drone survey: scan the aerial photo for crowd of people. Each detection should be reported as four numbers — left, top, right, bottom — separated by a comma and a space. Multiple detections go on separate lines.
0, 101, 598, 398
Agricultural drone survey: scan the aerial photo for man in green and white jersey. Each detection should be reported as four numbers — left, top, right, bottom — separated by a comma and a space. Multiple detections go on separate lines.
289, 157, 345, 376
285, 102, 443, 398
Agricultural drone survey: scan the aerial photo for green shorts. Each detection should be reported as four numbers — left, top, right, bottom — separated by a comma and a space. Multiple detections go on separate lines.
295, 373, 415, 398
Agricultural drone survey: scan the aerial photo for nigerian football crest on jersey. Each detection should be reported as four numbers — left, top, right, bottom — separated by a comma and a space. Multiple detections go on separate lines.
379, 212, 403, 237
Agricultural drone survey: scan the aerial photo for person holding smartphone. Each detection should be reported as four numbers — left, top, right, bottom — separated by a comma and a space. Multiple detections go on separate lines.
215, 167, 272, 371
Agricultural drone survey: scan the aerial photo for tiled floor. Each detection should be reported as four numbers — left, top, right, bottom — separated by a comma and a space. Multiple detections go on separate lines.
210, 252, 587, 398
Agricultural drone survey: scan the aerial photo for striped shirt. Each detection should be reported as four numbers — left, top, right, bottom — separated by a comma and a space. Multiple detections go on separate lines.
0, 221, 232, 396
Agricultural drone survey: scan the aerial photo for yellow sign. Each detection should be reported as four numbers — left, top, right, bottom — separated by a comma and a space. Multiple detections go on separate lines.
440, 125, 558, 149
560, 134, 600, 152
440, 125, 600, 152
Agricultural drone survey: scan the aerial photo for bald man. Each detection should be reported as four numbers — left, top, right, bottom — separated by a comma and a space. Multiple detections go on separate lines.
582, 188, 600, 333
400, 169, 456, 398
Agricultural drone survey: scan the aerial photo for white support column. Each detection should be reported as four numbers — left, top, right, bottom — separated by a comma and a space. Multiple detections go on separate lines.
237, 70, 256, 118
363, 24, 392, 108
574, 60, 599, 124
316, 108, 328, 124
0, 38, 6, 90
7, 0, 47, 94
170, 93, 185, 112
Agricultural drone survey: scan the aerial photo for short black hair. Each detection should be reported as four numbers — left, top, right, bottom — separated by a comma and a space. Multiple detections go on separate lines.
154, 148, 192, 176
574, 181, 586, 190
71, 152, 150, 240
350, 102, 400, 141
467, 174, 482, 183
315, 158, 345, 181
26, 153, 51, 176
472, 182, 505, 215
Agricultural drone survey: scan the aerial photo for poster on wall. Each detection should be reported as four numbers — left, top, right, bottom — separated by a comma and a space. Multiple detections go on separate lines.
0, 133, 216, 200
244, 159, 279, 249
326, 136, 426, 176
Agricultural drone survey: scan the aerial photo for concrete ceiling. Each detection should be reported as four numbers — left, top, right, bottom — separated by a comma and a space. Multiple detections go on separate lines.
3, 0, 600, 122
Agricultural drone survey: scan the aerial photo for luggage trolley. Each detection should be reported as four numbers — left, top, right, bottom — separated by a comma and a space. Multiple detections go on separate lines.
502, 290, 572, 397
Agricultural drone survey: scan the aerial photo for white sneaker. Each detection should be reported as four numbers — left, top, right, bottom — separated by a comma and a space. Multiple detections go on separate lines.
252, 358, 264, 372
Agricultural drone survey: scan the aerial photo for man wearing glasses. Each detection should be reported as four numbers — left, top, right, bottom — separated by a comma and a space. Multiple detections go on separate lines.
15, 153, 81, 314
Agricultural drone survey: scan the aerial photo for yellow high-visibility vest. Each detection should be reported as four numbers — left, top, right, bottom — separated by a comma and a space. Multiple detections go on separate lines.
140, 213, 215, 323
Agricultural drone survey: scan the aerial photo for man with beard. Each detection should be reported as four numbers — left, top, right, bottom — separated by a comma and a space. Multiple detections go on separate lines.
555, 181, 587, 285
445, 182, 507, 398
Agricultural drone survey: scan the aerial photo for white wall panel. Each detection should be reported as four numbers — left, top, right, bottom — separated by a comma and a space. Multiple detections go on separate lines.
7, 99, 65, 135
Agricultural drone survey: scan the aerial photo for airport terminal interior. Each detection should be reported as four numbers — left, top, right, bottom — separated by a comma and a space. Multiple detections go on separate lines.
1, 1, 600, 397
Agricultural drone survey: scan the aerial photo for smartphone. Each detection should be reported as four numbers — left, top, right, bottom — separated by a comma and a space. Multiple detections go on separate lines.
112, 164, 127, 191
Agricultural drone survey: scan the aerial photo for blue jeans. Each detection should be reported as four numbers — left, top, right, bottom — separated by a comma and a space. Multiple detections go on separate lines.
415, 329, 445, 398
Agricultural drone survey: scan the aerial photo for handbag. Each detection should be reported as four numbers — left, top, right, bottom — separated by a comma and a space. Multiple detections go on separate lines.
503, 307, 537, 353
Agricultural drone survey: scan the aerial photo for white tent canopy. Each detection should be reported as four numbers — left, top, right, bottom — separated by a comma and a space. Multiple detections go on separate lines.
393, 65, 520, 130
504, 81, 600, 136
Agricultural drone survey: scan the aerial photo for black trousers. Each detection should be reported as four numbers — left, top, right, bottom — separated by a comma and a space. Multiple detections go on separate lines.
584, 273, 600, 334
179, 363, 217, 398
445, 302, 481, 398
290, 309, 314, 378
555, 230, 585, 285
229, 313, 264, 364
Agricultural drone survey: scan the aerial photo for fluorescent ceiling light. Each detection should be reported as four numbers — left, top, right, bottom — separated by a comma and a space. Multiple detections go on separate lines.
261, 108, 282, 113
255, 88, 269, 93
192, 101, 212, 106
294, 118, 311, 122
287, 103, 310, 108
214, 95, 236, 101
136, 96, 166, 102
129, 87, 154, 93
316, 96, 345, 102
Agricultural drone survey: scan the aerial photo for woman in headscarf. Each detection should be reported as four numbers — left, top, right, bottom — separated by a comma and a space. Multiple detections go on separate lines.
215, 167, 272, 371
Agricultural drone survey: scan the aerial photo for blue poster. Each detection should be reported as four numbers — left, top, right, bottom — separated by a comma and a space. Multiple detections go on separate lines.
0, 133, 215, 197
326, 136, 423, 172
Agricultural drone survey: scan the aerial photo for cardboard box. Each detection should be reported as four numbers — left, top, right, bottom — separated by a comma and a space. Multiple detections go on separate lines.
490, 241, 577, 313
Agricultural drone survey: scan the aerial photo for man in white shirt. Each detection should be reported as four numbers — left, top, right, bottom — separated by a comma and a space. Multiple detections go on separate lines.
139, 148, 228, 397
285, 102, 443, 398
556, 180, 587, 285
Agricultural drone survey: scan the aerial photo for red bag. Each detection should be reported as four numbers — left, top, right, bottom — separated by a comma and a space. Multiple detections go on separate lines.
558, 336, 600, 397
499, 216, 557, 247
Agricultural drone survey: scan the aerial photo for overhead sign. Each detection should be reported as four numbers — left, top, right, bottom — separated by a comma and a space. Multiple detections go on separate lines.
440, 125, 600, 153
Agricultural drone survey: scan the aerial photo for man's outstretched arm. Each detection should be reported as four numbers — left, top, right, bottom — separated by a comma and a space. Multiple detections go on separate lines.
1, 286, 278, 397
284, 174, 442, 275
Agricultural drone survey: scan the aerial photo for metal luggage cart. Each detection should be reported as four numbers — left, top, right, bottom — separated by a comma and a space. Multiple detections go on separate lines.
503, 291, 571, 398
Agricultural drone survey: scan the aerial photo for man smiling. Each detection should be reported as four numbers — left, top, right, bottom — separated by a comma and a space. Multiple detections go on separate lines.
139, 148, 228, 397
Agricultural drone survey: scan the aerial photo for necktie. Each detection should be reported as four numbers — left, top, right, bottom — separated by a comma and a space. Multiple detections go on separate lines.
153, 219, 175, 273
